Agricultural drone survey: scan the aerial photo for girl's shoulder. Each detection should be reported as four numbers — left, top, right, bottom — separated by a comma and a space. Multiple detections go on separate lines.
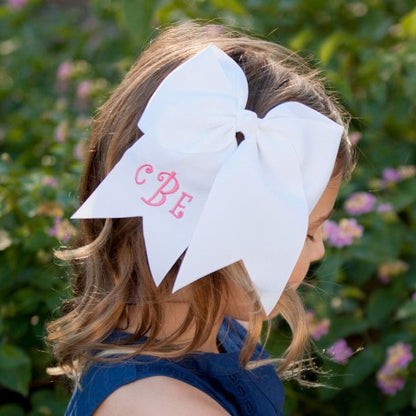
94, 375, 231, 415
65, 317, 284, 416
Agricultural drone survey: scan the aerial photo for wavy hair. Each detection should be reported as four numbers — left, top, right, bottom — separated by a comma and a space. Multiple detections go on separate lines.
47, 22, 355, 381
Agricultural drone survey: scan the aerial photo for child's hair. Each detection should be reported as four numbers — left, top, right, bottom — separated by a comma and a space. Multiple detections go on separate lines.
47, 22, 355, 380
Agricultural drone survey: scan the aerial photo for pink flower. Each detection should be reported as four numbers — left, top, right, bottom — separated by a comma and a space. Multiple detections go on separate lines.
323, 219, 363, 248
377, 165, 416, 188
349, 132, 361, 145
322, 220, 338, 239
7, 0, 27, 10
328, 339, 353, 364
76, 80, 93, 99
386, 343, 413, 369
376, 366, 405, 395
382, 168, 401, 185
412, 292, 416, 302
344, 192, 376, 215
74, 141, 86, 161
376, 203, 393, 214
56, 61, 74, 82
54, 121, 68, 143
49, 218, 76, 243
42, 176, 58, 187
376, 343, 413, 396
306, 310, 330, 341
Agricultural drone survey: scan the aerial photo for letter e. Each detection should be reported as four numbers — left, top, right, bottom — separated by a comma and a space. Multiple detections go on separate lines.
169, 192, 193, 219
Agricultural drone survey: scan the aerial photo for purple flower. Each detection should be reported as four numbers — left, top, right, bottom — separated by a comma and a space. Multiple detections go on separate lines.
7, 0, 27, 10
306, 310, 330, 341
376, 343, 413, 396
54, 121, 68, 143
349, 132, 361, 144
328, 339, 353, 364
76, 80, 93, 99
386, 343, 413, 369
376, 203, 393, 214
376, 366, 405, 395
412, 292, 416, 302
49, 218, 76, 243
323, 219, 363, 248
377, 165, 416, 189
344, 192, 376, 215
73, 141, 86, 161
382, 168, 401, 184
42, 176, 58, 187
56, 61, 74, 82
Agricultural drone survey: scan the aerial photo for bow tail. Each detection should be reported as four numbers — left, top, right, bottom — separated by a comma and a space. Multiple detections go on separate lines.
174, 138, 309, 314
71, 136, 203, 285
71, 140, 154, 219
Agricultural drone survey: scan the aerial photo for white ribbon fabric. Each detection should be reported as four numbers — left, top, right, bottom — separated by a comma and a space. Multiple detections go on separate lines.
72, 45, 343, 314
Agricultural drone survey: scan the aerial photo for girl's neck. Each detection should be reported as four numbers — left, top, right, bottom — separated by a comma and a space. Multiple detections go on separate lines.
120, 298, 223, 354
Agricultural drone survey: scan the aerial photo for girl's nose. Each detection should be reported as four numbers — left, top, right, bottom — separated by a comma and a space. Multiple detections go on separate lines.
310, 229, 325, 262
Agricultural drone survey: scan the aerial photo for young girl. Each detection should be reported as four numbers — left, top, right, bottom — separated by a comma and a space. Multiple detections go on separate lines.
48, 22, 354, 415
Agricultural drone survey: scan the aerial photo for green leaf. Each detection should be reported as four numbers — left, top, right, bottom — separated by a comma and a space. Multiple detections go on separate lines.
342, 346, 381, 388
367, 288, 401, 328
22, 230, 54, 252
395, 300, 416, 320
289, 29, 313, 51
343, 259, 377, 286
329, 316, 369, 340
12, 287, 42, 315
400, 7, 416, 39
340, 286, 365, 300
119, 0, 159, 43
212, 0, 246, 15
0, 405, 24, 416
318, 32, 344, 65
386, 380, 416, 412
0, 344, 31, 396
316, 253, 344, 295
342, 385, 384, 416
30, 389, 70, 416
348, 224, 402, 263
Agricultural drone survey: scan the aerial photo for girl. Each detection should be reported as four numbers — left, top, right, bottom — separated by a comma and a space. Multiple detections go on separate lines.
48, 22, 355, 415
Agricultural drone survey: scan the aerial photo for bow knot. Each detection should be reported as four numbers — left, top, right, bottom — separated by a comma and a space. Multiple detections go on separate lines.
235, 109, 259, 142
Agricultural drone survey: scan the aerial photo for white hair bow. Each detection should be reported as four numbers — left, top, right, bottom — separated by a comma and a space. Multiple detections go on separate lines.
72, 45, 343, 314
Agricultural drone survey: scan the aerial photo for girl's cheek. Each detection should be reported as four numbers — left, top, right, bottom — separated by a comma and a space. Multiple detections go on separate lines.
286, 244, 310, 289
310, 241, 325, 263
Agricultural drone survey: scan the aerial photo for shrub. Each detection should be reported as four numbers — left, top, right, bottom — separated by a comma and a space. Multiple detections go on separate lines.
0, 1, 414, 414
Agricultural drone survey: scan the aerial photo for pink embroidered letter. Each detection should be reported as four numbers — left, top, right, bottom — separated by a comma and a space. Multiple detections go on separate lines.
169, 192, 194, 219
135, 164, 154, 185
141, 171, 179, 206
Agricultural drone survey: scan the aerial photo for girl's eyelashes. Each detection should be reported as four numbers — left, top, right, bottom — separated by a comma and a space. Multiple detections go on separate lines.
307, 233, 315, 242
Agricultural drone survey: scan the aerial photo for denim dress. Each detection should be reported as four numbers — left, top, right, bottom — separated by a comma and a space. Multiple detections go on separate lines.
65, 317, 285, 415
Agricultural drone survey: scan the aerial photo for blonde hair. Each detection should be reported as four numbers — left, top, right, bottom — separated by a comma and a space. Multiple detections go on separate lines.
47, 22, 355, 381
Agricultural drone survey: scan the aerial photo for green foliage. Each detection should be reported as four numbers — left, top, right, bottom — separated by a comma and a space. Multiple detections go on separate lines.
0, 344, 31, 396
0, 0, 415, 414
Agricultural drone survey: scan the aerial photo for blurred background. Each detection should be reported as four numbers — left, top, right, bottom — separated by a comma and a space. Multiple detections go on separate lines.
0, 0, 415, 414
